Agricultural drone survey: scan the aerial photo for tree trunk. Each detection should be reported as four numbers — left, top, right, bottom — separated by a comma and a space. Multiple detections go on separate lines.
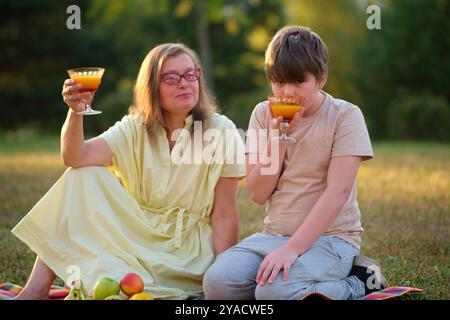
194, 0, 214, 91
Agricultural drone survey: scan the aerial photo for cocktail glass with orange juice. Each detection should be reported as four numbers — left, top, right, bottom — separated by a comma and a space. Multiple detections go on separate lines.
268, 96, 303, 143
67, 67, 105, 115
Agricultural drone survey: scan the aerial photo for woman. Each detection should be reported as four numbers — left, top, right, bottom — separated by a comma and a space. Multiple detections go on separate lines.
13, 43, 245, 300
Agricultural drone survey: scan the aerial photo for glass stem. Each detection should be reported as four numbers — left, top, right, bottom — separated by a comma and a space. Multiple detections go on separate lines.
83, 98, 91, 111
280, 121, 289, 139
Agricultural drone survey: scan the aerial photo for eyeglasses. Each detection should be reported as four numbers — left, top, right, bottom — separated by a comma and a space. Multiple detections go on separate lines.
161, 68, 201, 85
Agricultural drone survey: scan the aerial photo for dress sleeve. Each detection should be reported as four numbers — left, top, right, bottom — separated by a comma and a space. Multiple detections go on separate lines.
98, 115, 139, 187
217, 117, 246, 179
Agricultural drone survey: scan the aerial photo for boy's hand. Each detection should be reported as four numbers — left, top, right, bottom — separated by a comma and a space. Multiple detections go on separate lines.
256, 243, 300, 286
266, 102, 304, 135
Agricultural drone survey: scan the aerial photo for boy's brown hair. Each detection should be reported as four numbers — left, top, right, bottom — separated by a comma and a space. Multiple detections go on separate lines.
265, 26, 328, 83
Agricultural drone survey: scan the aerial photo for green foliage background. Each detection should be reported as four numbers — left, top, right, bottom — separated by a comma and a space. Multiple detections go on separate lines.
0, 0, 448, 140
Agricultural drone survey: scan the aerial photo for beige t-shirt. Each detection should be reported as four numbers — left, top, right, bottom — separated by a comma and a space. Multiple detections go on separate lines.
245, 92, 373, 249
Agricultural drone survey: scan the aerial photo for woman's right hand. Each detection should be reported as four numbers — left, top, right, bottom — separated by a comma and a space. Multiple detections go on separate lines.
61, 79, 95, 114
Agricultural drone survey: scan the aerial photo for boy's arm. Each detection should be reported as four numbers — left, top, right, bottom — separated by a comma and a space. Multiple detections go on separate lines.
211, 177, 240, 255
256, 155, 362, 285
245, 140, 288, 204
246, 110, 302, 204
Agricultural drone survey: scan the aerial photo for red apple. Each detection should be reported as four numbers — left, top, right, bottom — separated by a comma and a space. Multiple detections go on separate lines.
120, 272, 144, 297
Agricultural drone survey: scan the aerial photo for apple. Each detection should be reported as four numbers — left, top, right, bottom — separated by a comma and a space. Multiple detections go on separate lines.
93, 277, 120, 300
120, 272, 144, 297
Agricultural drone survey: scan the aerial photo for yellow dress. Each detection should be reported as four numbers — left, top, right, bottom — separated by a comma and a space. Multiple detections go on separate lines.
11, 113, 245, 299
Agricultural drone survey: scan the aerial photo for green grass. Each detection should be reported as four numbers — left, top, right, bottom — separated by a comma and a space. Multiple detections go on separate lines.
0, 133, 449, 299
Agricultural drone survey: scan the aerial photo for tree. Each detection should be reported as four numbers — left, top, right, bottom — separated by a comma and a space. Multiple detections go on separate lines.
353, 0, 450, 139
282, 0, 364, 108
0, 0, 285, 133
0, 0, 90, 131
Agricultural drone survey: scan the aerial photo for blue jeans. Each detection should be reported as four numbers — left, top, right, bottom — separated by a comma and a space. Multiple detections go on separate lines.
203, 232, 365, 300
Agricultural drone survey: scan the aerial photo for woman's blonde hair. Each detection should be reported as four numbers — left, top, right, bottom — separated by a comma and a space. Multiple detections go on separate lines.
129, 43, 218, 135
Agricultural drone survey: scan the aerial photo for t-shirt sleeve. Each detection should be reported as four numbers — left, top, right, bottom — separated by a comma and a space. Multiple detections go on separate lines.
331, 106, 374, 161
245, 102, 269, 155
98, 115, 138, 183
219, 118, 246, 179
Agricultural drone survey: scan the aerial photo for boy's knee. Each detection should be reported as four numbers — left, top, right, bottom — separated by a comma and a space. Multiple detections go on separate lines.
255, 282, 289, 300
255, 281, 313, 300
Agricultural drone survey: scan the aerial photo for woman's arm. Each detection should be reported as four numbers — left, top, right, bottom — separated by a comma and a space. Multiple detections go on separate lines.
211, 177, 240, 255
60, 79, 112, 168
256, 156, 362, 285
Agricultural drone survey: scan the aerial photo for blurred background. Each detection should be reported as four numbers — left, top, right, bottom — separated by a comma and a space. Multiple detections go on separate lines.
0, 1, 449, 298
1, 0, 449, 140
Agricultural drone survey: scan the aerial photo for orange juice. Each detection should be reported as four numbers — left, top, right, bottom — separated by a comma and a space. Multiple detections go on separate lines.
270, 104, 303, 120
71, 74, 102, 92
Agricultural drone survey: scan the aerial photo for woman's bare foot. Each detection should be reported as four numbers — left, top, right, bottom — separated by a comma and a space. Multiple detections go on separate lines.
15, 287, 49, 300
14, 257, 56, 300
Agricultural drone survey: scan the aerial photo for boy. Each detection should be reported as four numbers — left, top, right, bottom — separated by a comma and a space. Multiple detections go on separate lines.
203, 26, 387, 300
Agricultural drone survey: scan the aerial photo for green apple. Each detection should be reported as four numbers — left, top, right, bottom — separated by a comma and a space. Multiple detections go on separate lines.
93, 277, 120, 300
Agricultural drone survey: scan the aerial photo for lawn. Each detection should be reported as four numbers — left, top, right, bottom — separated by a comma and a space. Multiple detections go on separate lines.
0, 132, 449, 299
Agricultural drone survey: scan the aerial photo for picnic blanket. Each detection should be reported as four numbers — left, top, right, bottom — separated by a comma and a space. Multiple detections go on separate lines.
301, 286, 423, 300
0, 283, 69, 300
0, 283, 422, 300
